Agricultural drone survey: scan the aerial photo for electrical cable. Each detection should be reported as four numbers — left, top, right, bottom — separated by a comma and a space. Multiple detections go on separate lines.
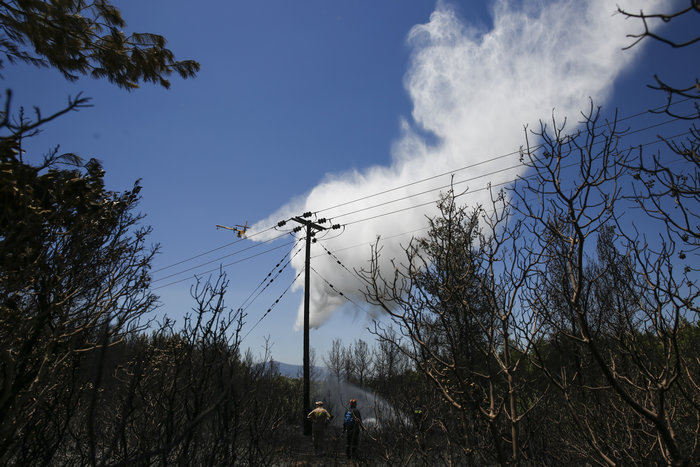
310, 224, 345, 242
317, 115, 695, 224
152, 224, 280, 274
310, 266, 371, 314
311, 136, 691, 261
325, 129, 694, 237
150, 103, 695, 284
310, 106, 694, 219
323, 124, 694, 228
237, 124, 695, 344
151, 230, 291, 283
153, 125, 692, 291
150, 219, 305, 281
314, 226, 429, 258
152, 239, 296, 290
240, 269, 304, 343
238, 240, 305, 313
334, 159, 522, 221
317, 241, 361, 278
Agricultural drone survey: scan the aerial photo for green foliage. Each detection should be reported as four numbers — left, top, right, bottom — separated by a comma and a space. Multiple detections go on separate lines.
0, 0, 199, 89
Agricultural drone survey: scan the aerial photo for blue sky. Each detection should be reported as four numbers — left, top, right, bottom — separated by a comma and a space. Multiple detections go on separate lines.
6, 0, 698, 365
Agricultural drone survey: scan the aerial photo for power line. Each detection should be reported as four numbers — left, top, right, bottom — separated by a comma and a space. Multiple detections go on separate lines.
335, 158, 521, 221
154, 126, 692, 290
314, 226, 429, 258
317, 116, 694, 224
241, 269, 304, 343
150, 106, 694, 284
151, 219, 333, 288
310, 265, 371, 314
152, 239, 296, 290
317, 242, 358, 277
316, 130, 694, 249
317, 125, 693, 230
154, 126, 693, 291
309, 149, 688, 265
237, 240, 305, 313
152, 224, 280, 274
315, 242, 376, 306
310, 108, 693, 220
150, 217, 307, 281
152, 230, 291, 284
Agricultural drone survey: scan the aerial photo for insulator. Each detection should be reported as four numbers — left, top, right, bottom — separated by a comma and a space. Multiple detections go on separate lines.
332, 224, 341, 229
277, 220, 287, 227
303, 211, 312, 217
317, 218, 327, 223
293, 226, 302, 233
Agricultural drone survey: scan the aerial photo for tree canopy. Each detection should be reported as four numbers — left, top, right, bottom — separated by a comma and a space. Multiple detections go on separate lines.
0, 1, 202, 462
0, 0, 199, 89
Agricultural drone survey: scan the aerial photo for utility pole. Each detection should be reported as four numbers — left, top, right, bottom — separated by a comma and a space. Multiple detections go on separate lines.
292, 216, 326, 436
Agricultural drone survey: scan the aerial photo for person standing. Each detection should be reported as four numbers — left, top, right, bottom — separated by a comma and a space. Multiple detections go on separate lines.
343, 398, 363, 459
307, 401, 332, 455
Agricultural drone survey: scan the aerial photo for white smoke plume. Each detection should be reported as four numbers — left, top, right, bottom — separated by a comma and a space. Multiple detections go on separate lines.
253, 0, 665, 328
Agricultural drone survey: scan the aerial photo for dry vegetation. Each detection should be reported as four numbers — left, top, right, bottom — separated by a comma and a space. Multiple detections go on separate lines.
1, 1, 698, 465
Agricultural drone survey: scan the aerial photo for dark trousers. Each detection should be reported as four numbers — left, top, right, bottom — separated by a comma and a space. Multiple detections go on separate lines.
346, 429, 360, 458
312, 428, 325, 453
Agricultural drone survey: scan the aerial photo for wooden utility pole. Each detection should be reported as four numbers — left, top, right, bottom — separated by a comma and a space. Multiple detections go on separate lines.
292, 216, 325, 436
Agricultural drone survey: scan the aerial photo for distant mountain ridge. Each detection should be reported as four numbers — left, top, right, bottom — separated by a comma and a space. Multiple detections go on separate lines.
257, 361, 329, 379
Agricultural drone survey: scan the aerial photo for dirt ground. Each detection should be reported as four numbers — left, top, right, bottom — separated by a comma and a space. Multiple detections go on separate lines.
274, 426, 373, 466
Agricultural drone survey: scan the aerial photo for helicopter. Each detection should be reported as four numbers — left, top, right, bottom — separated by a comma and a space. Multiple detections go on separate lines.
216, 221, 248, 238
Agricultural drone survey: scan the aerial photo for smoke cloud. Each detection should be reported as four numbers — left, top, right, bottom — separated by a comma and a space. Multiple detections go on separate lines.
253, 0, 664, 328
